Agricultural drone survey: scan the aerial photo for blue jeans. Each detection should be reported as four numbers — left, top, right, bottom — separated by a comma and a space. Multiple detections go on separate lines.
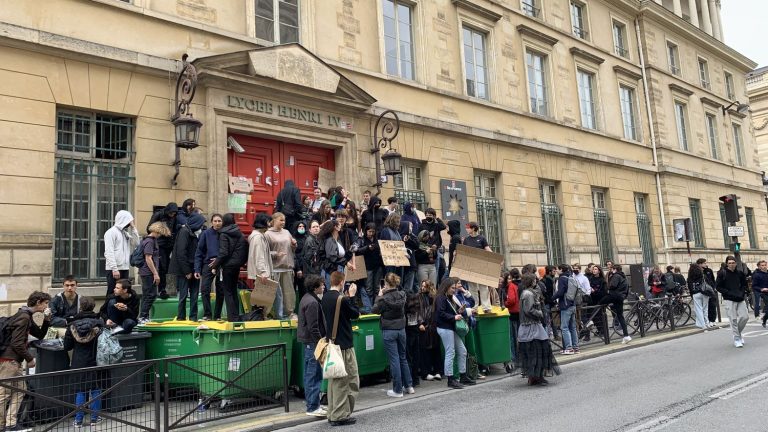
74, 389, 101, 424
509, 317, 519, 363
560, 306, 578, 350
402, 268, 416, 293
303, 342, 323, 412
383, 329, 412, 393
753, 290, 764, 316
436, 327, 466, 377
177, 275, 199, 321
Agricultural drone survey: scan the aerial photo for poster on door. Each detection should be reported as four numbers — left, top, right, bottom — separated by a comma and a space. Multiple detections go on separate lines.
440, 179, 468, 236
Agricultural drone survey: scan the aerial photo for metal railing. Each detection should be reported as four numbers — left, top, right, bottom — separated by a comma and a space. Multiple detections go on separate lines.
0, 344, 288, 432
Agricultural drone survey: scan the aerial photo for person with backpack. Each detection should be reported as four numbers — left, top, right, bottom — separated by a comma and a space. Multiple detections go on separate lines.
99, 278, 140, 335
211, 213, 248, 322
275, 180, 303, 231
137, 222, 171, 324
553, 264, 578, 354
664, 266, 679, 296
648, 266, 665, 298
103, 210, 140, 297
170, 212, 205, 321
194, 213, 222, 321
62, 296, 104, 428
688, 258, 716, 329
0, 291, 51, 432
602, 265, 631, 343
247, 213, 274, 317
146, 202, 179, 300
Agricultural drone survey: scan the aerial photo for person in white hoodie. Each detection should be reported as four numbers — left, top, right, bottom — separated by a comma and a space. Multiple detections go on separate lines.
104, 210, 140, 297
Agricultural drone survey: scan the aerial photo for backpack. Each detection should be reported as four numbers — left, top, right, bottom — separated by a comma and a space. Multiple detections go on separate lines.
664, 273, 676, 294
129, 239, 146, 268
0, 311, 23, 353
565, 276, 585, 306
96, 328, 124, 366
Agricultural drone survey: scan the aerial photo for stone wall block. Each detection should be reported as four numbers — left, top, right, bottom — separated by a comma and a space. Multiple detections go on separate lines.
12, 249, 52, 275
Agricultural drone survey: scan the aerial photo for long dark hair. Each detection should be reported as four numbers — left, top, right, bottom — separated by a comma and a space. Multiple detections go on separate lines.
438, 277, 458, 297
318, 220, 339, 241
222, 213, 236, 227
345, 200, 360, 232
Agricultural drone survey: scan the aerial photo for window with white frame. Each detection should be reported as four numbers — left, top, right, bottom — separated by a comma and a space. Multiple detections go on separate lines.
719, 203, 729, 246
521, 0, 541, 18
635, 194, 654, 265
474, 173, 503, 254
526, 50, 549, 116
592, 189, 614, 266
393, 163, 426, 210
732, 123, 745, 167
613, 20, 628, 58
706, 112, 720, 159
462, 26, 489, 100
577, 69, 597, 130
746, 207, 758, 249
698, 58, 710, 89
724, 71, 735, 100
540, 181, 566, 265
667, 42, 680, 76
689, 199, 705, 248
620, 85, 639, 140
55, 111, 135, 280
256, 0, 299, 44
674, 101, 689, 151
383, 0, 415, 80
570, 1, 588, 40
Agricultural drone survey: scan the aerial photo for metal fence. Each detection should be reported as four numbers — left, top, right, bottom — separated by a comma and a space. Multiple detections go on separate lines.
1, 344, 288, 432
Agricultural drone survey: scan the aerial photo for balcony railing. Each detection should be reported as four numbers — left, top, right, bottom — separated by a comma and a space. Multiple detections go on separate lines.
522, 3, 541, 17
615, 45, 628, 57
573, 26, 588, 39
701, 79, 711, 90
670, 65, 681, 75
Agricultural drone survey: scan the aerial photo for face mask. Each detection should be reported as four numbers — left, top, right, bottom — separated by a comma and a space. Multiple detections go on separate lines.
297, 228, 306, 235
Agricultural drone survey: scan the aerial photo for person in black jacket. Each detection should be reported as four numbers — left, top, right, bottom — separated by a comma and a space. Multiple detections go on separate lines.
601, 265, 631, 343
716, 256, 749, 347
211, 214, 248, 321
275, 179, 303, 230
321, 272, 360, 426
688, 258, 716, 329
146, 202, 178, 299
360, 196, 388, 231
319, 220, 348, 288
434, 277, 472, 389
359, 223, 383, 313
50, 275, 81, 327
446, 219, 462, 275
373, 273, 414, 398
297, 275, 327, 418
301, 220, 323, 280
99, 278, 140, 335
62, 296, 104, 427
171, 213, 205, 321
420, 208, 447, 281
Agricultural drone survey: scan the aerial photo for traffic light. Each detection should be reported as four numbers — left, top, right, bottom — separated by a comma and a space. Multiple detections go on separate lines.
719, 194, 741, 223
734, 242, 741, 253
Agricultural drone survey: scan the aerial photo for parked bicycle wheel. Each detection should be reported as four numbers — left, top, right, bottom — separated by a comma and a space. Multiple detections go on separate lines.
624, 309, 640, 335
672, 301, 691, 327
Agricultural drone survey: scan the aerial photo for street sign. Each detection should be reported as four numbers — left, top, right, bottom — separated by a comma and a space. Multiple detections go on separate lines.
727, 226, 745, 237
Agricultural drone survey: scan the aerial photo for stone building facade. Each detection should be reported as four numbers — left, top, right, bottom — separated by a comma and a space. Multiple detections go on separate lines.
0, 0, 763, 307
747, 66, 768, 182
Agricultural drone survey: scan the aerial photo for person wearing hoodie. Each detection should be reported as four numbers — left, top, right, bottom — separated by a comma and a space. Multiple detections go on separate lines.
104, 210, 140, 297
293, 220, 309, 298
398, 220, 419, 293
211, 214, 248, 322
297, 275, 327, 418
420, 208, 447, 279
372, 273, 414, 398
753, 260, 768, 327
360, 196, 388, 231
62, 296, 104, 428
359, 223, 383, 313
401, 202, 421, 237
99, 278, 140, 334
716, 256, 749, 347
415, 230, 437, 287
446, 219, 462, 274
552, 264, 578, 354
170, 213, 205, 321
265, 212, 298, 320
138, 222, 171, 323
176, 198, 196, 233
194, 214, 223, 321
247, 213, 275, 316
275, 180, 303, 230
147, 202, 179, 299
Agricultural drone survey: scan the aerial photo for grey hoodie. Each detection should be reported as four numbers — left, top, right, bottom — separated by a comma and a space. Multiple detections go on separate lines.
104, 210, 140, 271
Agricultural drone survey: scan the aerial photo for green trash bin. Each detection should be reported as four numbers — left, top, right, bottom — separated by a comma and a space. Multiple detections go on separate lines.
352, 314, 388, 378
473, 307, 511, 365
140, 320, 209, 388
149, 294, 238, 321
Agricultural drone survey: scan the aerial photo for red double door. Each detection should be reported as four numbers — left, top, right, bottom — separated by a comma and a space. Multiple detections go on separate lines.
227, 134, 335, 234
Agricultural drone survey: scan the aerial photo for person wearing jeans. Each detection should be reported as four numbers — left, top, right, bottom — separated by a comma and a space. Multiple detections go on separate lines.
716, 256, 749, 348
138, 222, 169, 323
552, 264, 578, 354
99, 279, 140, 335
194, 214, 223, 321
687, 258, 714, 329
434, 277, 473, 389
372, 273, 413, 397
297, 275, 326, 417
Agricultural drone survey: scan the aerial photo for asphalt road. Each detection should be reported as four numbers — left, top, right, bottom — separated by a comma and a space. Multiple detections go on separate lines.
279, 319, 768, 432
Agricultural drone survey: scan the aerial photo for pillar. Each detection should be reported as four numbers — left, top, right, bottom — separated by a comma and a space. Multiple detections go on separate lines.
673, 0, 683, 17
688, 0, 699, 27
709, 0, 722, 40
700, 0, 712, 35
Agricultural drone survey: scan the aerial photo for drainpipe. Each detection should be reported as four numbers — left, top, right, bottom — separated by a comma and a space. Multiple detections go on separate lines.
635, 15, 672, 266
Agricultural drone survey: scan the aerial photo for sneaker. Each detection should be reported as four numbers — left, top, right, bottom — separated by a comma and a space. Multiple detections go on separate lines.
622, 336, 632, 344
708, 322, 717, 328
386, 390, 403, 398
763, 321, 767, 329
158, 291, 169, 300
433, 373, 442, 381
289, 313, 299, 321
200, 316, 210, 322
561, 349, 574, 355
306, 408, 327, 417
739, 337, 745, 346
137, 318, 150, 325
90, 417, 104, 425
425, 374, 435, 381
111, 326, 124, 335
8, 426, 33, 432
573, 347, 580, 354
735, 339, 744, 348
585, 320, 594, 329
405, 386, 415, 394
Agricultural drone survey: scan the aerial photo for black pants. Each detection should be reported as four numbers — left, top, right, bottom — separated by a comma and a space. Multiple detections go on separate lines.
199, 268, 216, 319
600, 293, 628, 337
708, 292, 718, 323
761, 293, 768, 324
405, 326, 421, 384
158, 248, 172, 293
418, 329, 443, 377
106, 269, 130, 297
217, 267, 240, 322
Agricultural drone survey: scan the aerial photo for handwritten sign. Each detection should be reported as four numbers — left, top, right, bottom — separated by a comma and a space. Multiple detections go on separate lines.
318, 168, 336, 193
450, 244, 503, 287
250, 278, 280, 315
346, 255, 367, 281
228, 176, 254, 193
378, 240, 411, 267
227, 193, 247, 214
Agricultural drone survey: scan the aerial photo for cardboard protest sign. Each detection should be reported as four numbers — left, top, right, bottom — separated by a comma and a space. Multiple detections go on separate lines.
378, 240, 411, 267
228, 176, 254, 193
318, 168, 336, 193
250, 278, 279, 315
227, 193, 247, 213
450, 244, 503, 287
345, 255, 367, 281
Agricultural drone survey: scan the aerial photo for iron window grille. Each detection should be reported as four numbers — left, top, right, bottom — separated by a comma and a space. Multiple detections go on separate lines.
746, 207, 758, 249
719, 203, 729, 247
592, 190, 613, 266
688, 199, 705, 248
635, 194, 654, 265
540, 182, 565, 265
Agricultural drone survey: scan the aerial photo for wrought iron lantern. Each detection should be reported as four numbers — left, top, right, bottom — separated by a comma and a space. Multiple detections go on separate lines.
170, 54, 202, 186
371, 110, 401, 193
380, 148, 402, 176
172, 114, 202, 150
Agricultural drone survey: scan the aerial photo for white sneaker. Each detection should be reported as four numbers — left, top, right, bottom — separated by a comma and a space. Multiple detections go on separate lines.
585, 320, 594, 329
289, 313, 299, 321
405, 386, 415, 394
386, 390, 403, 398
622, 336, 632, 344
137, 318, 150, 325
433, 373, 442, 381
111, 326, 124, 335
735, 339, 744, 348
708, 322, 717, 328
739, 337, 745, 346
425, 374, 435, 381
306, 407, 327, 417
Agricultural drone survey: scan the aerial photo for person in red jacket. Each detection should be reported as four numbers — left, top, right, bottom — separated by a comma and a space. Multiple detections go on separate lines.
504, 268, 521, 373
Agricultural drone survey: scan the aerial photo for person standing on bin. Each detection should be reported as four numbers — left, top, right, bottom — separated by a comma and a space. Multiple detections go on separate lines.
50, 275, 81, 327
462, 222, 495, 312
103, 210, 140, 297
62, 296, 104, 428
100, 279, 140, 335
171, 213, 205, 321
0, 291, 51, 432
372, 273, 415, 398
265, 212, 298, 320
321, 271, 360, 426
194, 213, 222, 321
297, 274, 327, 418
146, 202, 178, 300
138, 222, 171, 324
210, 213, 248, 322
247, 213, 274, 317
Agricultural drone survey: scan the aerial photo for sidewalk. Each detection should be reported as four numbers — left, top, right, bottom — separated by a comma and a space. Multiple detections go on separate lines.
188, 322, 728, 432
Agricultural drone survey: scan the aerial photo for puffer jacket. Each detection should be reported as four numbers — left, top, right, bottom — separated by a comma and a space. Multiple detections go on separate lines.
372, 288, 407, 330
62, 311, 104, 369
214, 224, 248, 270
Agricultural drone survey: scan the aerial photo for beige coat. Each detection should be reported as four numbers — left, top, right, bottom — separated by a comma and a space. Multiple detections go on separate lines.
247, 230, 273, 279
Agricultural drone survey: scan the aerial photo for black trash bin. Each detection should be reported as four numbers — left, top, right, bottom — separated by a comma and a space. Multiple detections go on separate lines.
106, 332, 151, 413
28, 339, 70, 422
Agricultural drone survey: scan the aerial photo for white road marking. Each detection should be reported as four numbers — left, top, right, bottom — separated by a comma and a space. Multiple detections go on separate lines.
625, 416, 678, 432
709, 372, 768, 400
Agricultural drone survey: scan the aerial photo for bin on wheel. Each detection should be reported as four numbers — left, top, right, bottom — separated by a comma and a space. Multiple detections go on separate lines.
106, 332, 151, 412
352, 314, 387, 378
29, 340, 70, 422
473, 307, 511, 365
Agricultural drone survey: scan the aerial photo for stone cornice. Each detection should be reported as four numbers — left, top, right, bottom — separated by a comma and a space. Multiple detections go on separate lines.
700, 96, 722, 108
452, 0, 503, 22
569, 47, 605, 65
668, 83, 694, 96
516, 24, 558, 46
613, 65, 642, 81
